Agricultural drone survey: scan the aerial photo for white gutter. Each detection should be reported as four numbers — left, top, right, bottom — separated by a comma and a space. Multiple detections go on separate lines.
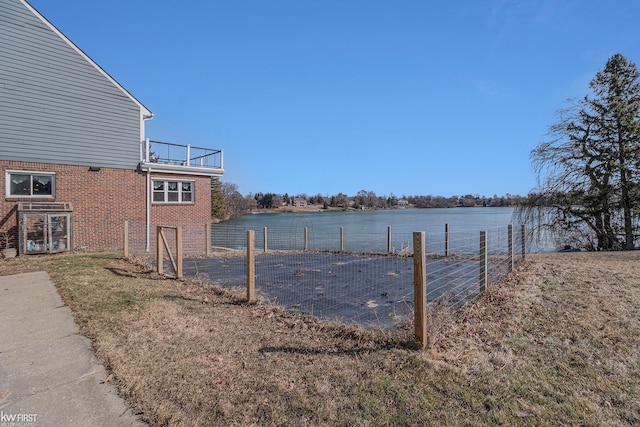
139, 163, 225, 177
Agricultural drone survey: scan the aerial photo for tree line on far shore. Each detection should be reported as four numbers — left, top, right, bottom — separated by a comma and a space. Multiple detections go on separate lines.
211, 180, 527, 221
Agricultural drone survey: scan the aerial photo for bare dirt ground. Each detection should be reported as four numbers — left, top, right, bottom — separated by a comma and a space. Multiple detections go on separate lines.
1, 250, 639, 426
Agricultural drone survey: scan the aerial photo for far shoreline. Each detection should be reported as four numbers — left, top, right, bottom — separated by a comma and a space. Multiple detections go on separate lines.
212, 204, 514, 223
247, 204, 510, 215
249, 205, 415, 214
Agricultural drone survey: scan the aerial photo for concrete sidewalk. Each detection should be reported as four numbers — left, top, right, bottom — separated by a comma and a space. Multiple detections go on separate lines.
0, 271, 146, 427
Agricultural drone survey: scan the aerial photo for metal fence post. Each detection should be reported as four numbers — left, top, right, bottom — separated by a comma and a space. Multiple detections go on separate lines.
340, 227, 344, 252
445, 223, 450, 256
413, 231, 428, 349
304, 227, 308, 251
387, 226, 392, 254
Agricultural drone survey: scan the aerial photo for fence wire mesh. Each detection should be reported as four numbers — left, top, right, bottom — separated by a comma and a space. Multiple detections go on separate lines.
126, 221, 527, 337
126, 222, 210, 256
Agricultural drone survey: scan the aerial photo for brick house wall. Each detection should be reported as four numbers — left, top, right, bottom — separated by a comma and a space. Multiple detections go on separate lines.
1, 161, 146, 252
1, 163, 215, 254
149, 174, 212, 226
1, 1, 221, 257
149, 174, 212, 254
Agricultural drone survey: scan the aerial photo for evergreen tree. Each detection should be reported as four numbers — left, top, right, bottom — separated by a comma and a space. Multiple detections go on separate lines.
210, 177, 224, 219
522, 54, 640, 250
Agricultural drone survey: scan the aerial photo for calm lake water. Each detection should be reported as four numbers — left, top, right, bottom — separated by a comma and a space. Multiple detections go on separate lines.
212, 207, 549, 254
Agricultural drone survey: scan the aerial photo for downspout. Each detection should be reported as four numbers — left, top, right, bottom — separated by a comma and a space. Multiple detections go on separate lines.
146, 168, 151, 252
144, 137, 151, 252
141, 101, 152, 251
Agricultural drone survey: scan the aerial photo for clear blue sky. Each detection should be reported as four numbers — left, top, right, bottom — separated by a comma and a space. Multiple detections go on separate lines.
29, 0, 640, 198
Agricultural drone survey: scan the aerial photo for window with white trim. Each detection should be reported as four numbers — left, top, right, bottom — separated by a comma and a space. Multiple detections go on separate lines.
6, 171, 55, 197
152, 179, 194, 203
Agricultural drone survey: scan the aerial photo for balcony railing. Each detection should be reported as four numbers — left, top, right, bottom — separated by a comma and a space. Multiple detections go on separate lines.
140, 139, 224, 175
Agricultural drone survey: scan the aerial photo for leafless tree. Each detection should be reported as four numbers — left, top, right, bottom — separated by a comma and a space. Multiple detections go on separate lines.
516, 54, 640, 250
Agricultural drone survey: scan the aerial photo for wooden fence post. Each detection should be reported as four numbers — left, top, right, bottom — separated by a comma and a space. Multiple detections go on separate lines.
176, 226, 183, 279
521, 224, 526, 260
124, 221, 129, 257
480, 230, 487, 293
445, 223, 450, 256
263, 226, 268, 253
340, 227, 344, 252
247, 230, 255, 303
387, 226, 392, 254
413, 231, 428, 349
205, 223, 211, 257
508, 224, 514, 272
156, 226, 163, 275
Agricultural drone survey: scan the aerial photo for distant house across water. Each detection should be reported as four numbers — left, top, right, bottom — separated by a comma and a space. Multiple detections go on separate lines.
292, 197, 308, 207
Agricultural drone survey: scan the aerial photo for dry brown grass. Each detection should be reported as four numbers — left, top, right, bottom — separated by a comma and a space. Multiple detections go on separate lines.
1, 250, 639, 426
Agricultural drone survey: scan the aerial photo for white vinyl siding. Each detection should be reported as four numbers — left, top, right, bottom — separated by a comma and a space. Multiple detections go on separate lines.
0, 0, 148, 170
